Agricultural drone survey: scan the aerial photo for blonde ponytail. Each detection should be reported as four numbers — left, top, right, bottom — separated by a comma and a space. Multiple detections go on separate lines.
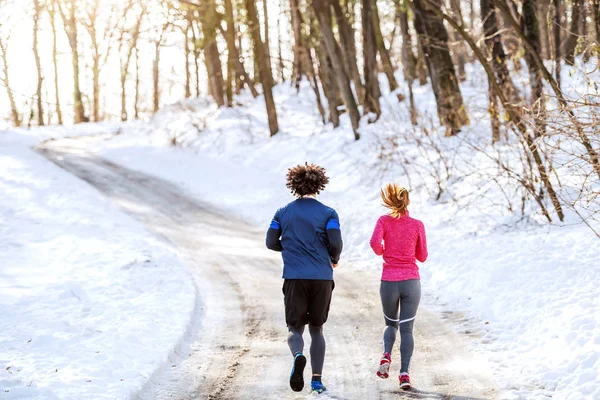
380, 183, 410, 218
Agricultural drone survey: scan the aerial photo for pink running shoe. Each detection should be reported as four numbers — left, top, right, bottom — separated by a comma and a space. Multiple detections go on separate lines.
376, 353, 391, 379
399, 373, 411, 390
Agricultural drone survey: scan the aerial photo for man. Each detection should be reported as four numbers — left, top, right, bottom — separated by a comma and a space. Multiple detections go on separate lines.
266, 163, 343, 394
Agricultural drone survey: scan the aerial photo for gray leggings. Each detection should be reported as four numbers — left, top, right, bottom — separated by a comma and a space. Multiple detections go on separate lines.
288, 325, 326, 375
380, 279, 421, 373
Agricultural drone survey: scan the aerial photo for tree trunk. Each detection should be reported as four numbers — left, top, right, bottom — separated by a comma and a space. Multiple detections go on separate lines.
564, 0, 582, 65
317, 38, 341, 127
481, 0, 521, 108
331, 0, 365, 103
481, 0, 521, 142
306, 13, 327, 123
395, 0, 413, 81
290, 0, 312, 89
190, 21, 201, 98
153, 42, 161, 113
119, 6, 144, 121
134, 47, 140, 119
290, 0, 303, 87
152, 22, 169, 114
413, 0, 469, 135
415, 36, 429, 85
522, 0, 546, 137
277, 15, 285, 82
32, 0, 45, 125
58, 0, 88, 123
448, 0, 467, 81
184, 22, 192, 99
593, 1, 600, 51
362, 0, 382, 117
553, 0, 561, 88
49, 1, 63, 124
313, 0, 360, 138
488, 80, 501, 143
224, 0, 259, 98
372, 1, 398, 91
83, 3, 101, 122
197, 2, 226, 107
263, 0, 272, 71
246, 0, 279, 135
537, 0, 551, 59
0, 38, 21, 127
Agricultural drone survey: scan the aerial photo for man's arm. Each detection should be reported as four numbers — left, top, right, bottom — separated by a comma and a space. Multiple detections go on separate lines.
326, 211, 343, 265
266, 215, 283, 252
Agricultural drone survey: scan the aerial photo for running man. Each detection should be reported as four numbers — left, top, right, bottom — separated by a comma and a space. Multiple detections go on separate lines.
266, 163, 343, 394
370, 183, 428, 390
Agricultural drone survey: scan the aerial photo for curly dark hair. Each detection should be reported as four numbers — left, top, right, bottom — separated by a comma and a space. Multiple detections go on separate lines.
286, 163, 330, 197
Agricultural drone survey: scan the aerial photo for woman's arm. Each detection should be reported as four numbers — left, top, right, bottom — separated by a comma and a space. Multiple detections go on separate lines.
369, 217, 385, 255
415, 221, 428, 262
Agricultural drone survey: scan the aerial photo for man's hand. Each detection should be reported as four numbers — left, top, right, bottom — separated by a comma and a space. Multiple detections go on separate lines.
332, 263, 338, 269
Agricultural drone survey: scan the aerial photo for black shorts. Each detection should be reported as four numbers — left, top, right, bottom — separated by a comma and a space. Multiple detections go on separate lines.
282, 279, 335, 330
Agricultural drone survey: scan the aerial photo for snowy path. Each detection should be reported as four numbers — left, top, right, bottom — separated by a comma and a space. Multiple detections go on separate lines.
40, 139, 499, 400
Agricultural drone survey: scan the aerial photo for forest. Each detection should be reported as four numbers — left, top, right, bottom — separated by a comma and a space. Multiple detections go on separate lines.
0, 0, 599, 232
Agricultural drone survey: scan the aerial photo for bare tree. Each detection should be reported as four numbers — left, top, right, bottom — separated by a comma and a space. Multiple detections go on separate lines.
331, 0, 365, 103
372, 1, 399, 91
564, 0, 582, 65
413, 0, 469, 135
290, 0, 309, 89
362, 0, 381, 117
537, 0, 551, 59
223, 0, 258, 97
49, 0, 62, 124
481, 0, 522, 142
0, 30, 21, 127
198, 0, 225, 107
117, 2, 146, 121
447, 0, 467, 81
152, 19, 171, 113
593, 1, 600, 50
395, 0, 417, 82
521, 0, 546, 136
263, 0, 272, 71
134, 46, 140, 119
190, 19, 201, 97
553, 0, 561, 88
183, 17, 192, 99
32, 0, 45, 125
313, 0, 360, 138
83, 1, 121, 122
57, 0, 88, 123
246, 0, 279, 135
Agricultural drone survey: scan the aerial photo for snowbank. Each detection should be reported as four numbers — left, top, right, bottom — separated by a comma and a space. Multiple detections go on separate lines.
100, 64, 600, 399
0, 133, 196, 399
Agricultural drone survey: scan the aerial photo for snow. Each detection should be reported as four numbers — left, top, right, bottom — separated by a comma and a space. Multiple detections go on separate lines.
94, 63, 600, 399
1, 58, 598, 399
0, 133, 196, 399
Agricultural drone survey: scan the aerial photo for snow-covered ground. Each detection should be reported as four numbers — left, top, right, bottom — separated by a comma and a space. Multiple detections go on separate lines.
93, 64, 600, 399
2, 60, 598, 399
0, 132, 196, 399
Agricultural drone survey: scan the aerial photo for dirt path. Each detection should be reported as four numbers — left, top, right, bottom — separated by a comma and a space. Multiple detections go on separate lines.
40, 139, 498, 400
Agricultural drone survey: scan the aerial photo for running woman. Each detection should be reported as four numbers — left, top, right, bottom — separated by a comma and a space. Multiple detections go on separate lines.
266, 163, 343, 394
370, 183, 428, 390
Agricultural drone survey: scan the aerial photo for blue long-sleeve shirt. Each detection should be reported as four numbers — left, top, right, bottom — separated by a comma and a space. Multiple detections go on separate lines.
266, 198, 343, 280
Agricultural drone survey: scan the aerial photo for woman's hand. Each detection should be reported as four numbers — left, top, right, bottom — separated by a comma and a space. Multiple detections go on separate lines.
332, 263, 338, 269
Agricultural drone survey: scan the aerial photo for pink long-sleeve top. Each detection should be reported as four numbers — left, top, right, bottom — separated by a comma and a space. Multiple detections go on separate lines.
369, 212, 428, 281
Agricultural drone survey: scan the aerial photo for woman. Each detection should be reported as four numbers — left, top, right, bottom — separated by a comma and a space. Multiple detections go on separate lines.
369, 183, 428, 390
